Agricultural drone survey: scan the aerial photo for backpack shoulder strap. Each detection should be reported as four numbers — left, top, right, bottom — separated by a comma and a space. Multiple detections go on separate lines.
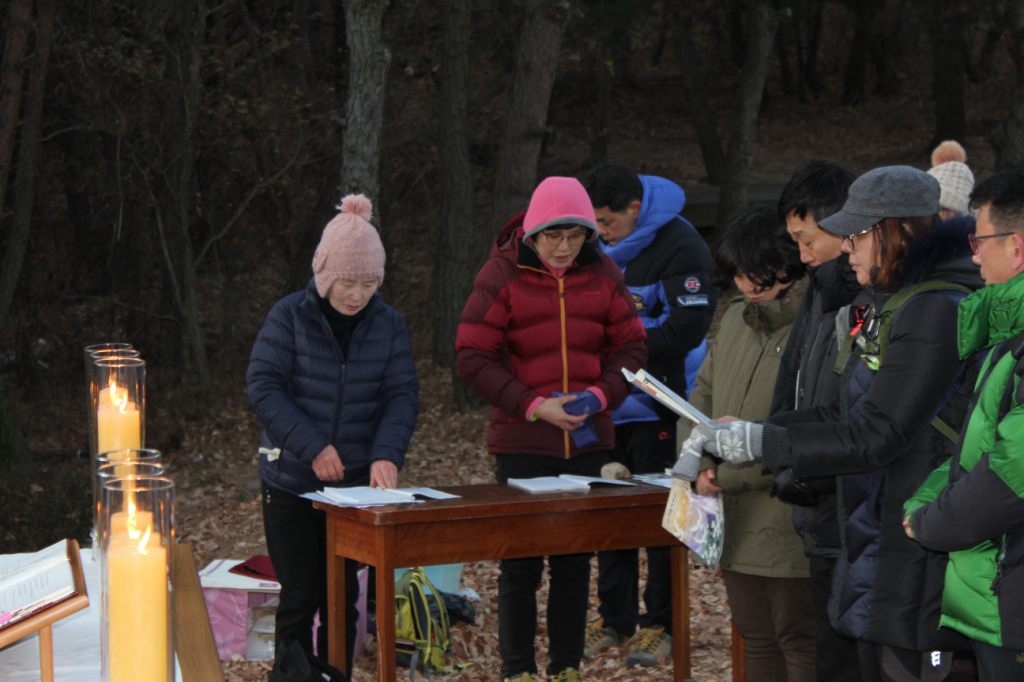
874, 281, 972, 361
831, 281, 971, 376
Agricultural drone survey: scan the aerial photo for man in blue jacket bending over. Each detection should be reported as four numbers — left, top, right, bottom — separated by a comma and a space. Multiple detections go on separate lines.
581, 161, 717, 666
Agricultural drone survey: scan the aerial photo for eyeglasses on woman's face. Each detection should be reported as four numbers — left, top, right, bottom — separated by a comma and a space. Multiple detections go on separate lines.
539, 228, 589, 247
841, 224, 878, 251
968, 231, 1017, 255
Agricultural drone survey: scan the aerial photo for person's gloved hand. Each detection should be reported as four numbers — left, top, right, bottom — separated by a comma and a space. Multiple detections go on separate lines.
555, 390, 604, 417
696, 420, 763, 464
770, 468, 819, 507
672, 430, 708, 482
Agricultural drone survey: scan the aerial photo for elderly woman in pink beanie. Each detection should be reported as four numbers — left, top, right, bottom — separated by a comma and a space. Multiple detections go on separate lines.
247, 195, 420, 674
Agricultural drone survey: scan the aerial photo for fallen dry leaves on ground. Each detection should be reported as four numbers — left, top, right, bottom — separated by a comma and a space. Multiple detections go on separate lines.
173, 363, 735, 682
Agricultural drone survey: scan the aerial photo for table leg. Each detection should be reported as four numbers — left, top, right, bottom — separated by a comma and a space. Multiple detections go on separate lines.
38, 624, 53, 682
326, 514, 348, 671
670, 546, 691, 681
375, 527, 396, 682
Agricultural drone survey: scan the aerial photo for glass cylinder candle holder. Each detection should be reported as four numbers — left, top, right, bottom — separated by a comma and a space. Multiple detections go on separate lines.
86, 350, 140, 456
91, 450, 163, 556
90, 358, 145, 457
100, 476, 175, 682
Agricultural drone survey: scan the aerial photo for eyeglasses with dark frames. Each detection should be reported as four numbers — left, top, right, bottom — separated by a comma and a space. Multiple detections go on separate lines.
841, 224, 878, 251
968, 232, 1018, 255
539, 229, 589, 247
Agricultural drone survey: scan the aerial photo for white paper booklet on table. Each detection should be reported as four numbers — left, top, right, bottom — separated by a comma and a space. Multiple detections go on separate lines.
0, 539, 77, 629
508, 475, 636, 493
317, 486, 424, 506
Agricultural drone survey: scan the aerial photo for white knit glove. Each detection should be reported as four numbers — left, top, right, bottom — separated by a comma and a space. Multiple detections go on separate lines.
697, 421, 764, 464
672, 431, 708, 482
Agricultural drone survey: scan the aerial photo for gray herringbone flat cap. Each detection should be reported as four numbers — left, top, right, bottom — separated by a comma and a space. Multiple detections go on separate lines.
819, 165, 941, 236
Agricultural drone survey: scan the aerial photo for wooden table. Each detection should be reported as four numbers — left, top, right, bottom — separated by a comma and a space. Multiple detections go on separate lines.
172, 543, 226, 682
315, 483, 691, 682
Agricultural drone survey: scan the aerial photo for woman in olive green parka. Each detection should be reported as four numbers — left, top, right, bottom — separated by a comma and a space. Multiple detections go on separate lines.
678, 205, 814, 682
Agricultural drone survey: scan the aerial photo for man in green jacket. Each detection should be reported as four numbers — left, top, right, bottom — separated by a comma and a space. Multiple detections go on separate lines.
904, 168, 1024, 681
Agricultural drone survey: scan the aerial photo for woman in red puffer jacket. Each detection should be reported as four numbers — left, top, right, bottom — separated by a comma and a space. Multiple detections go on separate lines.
456, 176, 647, 682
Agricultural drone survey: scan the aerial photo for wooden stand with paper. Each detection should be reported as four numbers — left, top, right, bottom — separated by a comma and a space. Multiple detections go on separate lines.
0, 539, 89, 682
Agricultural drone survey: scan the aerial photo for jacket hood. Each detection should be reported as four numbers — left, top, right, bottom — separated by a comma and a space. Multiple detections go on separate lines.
521, 176, 599, 246
811, 253, 862, 313
958, 270, 1024, 358
902, 216, 982, 290
741, 276, 807, 335
601, 175, 687, 268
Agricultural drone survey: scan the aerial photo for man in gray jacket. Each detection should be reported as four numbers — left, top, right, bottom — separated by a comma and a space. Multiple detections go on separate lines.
769, 160, 861, 682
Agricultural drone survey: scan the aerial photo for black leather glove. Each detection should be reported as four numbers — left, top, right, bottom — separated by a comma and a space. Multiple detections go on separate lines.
770, 468, 820, 507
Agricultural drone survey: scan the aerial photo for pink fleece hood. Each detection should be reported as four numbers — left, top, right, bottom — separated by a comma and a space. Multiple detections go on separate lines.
522, 176, 599, 244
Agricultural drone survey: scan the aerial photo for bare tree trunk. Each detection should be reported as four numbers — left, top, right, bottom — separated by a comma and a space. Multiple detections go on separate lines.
804, 0, 824, 97
292, 0, 311, 93
717, 2, 779, 232
931, 0, 966, 147
992, 3, 1024, 169
0, 0, 32, 220
150, 0, 216, 407
433, 0, 481, 412
340, 0, 390, 217
673, 10, 726, 184
843, 1, 879, 106
485, 0, 573, 240
969, 24, 1002, 82
0, 0, 54, 335
776, 16, 796, 96
588, 47, 613, 167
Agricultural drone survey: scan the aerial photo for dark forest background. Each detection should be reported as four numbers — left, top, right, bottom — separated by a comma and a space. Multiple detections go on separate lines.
1, 0, 1023, 552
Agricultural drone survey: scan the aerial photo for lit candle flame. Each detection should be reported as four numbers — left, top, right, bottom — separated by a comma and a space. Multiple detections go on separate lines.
127, 500, 140, 539
108, 377, 128, 414
138, 525, 151, 553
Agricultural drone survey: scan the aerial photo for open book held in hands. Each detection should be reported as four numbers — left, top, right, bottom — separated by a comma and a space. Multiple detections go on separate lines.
508, 475, 636, 493
0, 539, 78, 629
621, 368, 714, 427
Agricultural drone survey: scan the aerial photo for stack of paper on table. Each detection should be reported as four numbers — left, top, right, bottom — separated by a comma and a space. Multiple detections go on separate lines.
0, 539, 77, 629
508, 475, 637, 493
302, 486, 460, 507
632, 473, 673, 488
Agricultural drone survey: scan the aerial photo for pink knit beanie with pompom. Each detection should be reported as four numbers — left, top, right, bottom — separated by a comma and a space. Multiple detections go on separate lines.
312, 194, 385, 297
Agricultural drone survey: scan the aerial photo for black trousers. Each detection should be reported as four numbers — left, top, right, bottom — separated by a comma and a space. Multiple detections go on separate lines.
596, 420, 676, 637
808, 556, 861, 681
262, 482, 360, 674
972, 639, 1024, 682
494, 451, 611, 678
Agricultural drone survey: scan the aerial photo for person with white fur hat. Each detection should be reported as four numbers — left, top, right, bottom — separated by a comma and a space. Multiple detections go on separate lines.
247, 194, 420, 674
928, 140, 975, 218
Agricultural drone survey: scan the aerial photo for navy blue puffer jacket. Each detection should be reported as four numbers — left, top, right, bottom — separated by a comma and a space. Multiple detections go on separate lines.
247, 279, 420, 495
